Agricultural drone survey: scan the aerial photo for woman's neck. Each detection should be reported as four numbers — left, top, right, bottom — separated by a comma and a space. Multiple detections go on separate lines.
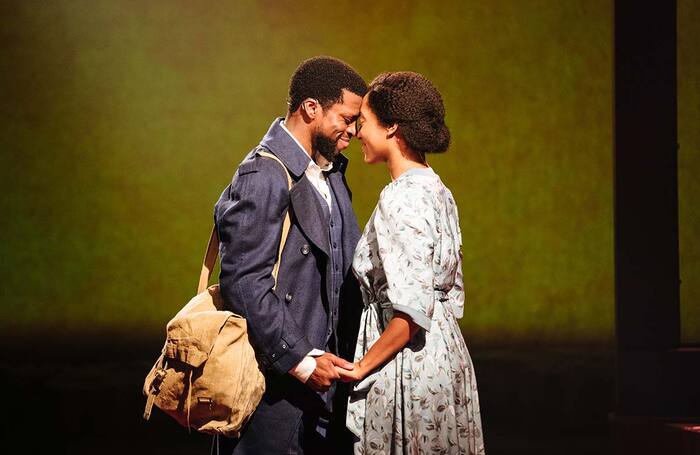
386, 147, 428, 181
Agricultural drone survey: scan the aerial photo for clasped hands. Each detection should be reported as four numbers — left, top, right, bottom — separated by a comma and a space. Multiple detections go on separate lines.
306, 352, 367, 392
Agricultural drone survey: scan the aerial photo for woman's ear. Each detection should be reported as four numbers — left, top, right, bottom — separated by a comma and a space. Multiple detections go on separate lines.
386, 123, 398, 138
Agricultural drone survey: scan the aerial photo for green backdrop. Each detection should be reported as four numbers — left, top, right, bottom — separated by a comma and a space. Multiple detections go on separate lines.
1, 0, 697, 344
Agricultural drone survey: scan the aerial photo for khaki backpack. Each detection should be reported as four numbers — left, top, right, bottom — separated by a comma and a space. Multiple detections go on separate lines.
142, 151, 292, 438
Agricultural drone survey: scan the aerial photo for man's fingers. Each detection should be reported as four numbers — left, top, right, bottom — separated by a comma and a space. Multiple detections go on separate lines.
328, 354, 354, 370
318, 353, 353, 370
325, 364, 341, 380
317, 357, 342, 372
308, 374, 332, 391
335, 368, 351, 380
335, 369, 356, 383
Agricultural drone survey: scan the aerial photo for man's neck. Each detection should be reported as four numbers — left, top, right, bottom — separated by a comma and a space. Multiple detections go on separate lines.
314, 153, 332, 170
283, 114, 313, 160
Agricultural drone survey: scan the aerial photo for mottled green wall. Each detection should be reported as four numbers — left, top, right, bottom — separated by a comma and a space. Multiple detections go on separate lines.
678, 0, 700, 343
0, 1, 696, 343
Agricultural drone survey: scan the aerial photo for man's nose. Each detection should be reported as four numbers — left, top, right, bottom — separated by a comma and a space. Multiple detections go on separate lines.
346, 121, 357, 138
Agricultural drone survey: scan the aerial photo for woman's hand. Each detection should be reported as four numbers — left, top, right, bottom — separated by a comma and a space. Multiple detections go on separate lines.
336, 362, 367, 382
336, 312, 419, 383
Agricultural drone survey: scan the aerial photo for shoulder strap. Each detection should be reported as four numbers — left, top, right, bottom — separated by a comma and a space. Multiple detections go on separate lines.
257, 151, 294, 288
197, 151, 293, 293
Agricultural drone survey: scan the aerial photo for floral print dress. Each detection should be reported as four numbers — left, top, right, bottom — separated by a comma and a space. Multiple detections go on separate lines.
347, 167, 485, 455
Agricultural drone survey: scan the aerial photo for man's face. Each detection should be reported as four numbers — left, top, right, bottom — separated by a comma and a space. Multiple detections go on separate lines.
311, 89, 363, 162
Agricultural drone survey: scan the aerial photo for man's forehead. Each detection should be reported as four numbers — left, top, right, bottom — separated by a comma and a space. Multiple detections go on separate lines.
332, 89, 363, 114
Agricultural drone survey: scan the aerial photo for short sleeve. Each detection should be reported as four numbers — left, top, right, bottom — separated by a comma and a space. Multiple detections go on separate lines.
374, 185, 436, 331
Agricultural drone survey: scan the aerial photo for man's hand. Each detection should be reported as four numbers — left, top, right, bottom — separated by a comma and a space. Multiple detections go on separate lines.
306, 353, 354, 392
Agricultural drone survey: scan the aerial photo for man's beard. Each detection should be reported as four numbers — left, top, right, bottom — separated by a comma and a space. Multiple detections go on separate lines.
311, 129, 339, 163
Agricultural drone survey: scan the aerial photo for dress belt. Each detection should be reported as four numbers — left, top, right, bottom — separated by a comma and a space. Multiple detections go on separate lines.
363, 289, 450, 309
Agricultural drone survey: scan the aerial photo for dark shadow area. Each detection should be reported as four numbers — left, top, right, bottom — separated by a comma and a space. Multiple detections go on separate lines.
1, 332, 614, 454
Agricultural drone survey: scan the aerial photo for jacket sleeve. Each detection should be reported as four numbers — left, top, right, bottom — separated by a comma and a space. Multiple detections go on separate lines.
214, 155, 314, 375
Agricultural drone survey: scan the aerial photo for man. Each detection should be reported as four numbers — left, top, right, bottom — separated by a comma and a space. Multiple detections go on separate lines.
214, 56, 367, 454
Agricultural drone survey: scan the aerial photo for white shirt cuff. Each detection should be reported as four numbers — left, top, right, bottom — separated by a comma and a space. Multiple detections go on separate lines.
289, 349, 325, 383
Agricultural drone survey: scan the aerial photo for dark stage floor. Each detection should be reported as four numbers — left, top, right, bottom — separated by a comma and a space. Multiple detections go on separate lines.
1, 334, 614, 454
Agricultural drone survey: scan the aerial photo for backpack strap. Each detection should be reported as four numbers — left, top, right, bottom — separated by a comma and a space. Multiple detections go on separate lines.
143, 360, 167, 420
197, 151, 294, 294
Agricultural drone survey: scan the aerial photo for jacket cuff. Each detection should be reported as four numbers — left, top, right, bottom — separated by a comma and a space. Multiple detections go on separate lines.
259, 336, 314, 375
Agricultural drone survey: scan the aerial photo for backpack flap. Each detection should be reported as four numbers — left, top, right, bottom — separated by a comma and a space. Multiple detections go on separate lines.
164, 310, 233, 368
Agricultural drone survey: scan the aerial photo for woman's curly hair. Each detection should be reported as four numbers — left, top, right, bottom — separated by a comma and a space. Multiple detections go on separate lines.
367, 71, 450, 154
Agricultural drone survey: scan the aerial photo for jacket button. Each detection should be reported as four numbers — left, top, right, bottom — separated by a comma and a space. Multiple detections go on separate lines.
285, 293, 293, 302
301, 244, 310, 255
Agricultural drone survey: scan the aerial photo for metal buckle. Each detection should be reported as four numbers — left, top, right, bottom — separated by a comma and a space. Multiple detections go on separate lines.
150, 368, 167, 394
198, 397, 213, 411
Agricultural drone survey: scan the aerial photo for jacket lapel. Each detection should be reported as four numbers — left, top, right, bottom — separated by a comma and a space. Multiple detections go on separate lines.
290, 175, 330, 257
257, 118, 360, 260
259, 118, 311, 179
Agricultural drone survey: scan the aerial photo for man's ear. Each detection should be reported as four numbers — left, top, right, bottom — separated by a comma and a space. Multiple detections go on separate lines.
301, 98, 320, 121
386, 123, 398, 138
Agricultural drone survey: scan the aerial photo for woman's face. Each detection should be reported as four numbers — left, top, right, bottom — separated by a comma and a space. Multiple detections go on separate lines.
356, 95, 391, 164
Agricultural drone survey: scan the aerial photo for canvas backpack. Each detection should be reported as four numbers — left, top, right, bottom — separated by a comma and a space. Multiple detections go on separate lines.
142, 151, 292, 437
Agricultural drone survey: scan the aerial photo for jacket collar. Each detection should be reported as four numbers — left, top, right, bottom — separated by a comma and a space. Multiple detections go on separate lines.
259, 118, 349, 178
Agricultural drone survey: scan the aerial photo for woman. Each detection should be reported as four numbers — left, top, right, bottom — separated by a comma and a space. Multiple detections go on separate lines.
337, 72, 486, 454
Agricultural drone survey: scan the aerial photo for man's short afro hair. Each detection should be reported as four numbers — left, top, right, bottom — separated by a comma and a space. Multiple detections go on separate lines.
288, 56, 368, 113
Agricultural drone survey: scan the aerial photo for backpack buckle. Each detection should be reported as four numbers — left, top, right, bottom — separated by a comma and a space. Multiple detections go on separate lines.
150, 368, 167, 394
198, 397, 213, 411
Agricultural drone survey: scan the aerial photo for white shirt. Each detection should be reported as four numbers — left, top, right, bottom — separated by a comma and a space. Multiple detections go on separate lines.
280, 120, 333, 212
279, 120, 333, 383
